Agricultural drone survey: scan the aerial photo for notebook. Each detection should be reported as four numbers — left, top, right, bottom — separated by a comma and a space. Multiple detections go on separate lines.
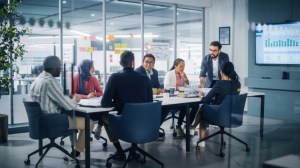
77, 97, 102, 108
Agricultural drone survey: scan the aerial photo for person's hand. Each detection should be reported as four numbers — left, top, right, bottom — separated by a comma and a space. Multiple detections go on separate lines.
73, 94, 81, 103
159, 89, 165, 94
198, 83, 205, 88
198, 92, 205, 97
87, 92, 95, 98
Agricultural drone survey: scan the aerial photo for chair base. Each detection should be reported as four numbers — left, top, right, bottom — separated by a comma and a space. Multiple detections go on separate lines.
60, 132, 108, 148
24, 139, 80, 167
163, 111, 186, 137
106, 144, 164, 168
196, 127, 250, 157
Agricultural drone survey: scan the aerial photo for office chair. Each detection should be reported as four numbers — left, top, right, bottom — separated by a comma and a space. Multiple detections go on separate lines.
195, 94, 250, 157
163, 109, 186, 137
23, 99, 80, 168
106, 102, 164, 168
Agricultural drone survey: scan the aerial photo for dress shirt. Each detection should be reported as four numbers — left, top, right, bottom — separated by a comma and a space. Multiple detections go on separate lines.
29, 71, 77, 113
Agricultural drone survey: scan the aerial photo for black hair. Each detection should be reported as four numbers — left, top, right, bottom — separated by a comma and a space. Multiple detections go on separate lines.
120, 50, 135, 68
221, 61, 239, 81
170, 58, 184, 71
143, 53, 155, 63
210, 41, 222, 49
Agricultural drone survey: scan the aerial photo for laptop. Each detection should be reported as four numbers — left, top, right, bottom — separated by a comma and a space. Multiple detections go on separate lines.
77, 97, 102, 108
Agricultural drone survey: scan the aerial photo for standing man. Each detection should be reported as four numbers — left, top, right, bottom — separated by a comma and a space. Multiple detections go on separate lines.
101, 50, 153, 160
29, 55, 94, 159
199, 41, 229, 88
135, 53, 162, 93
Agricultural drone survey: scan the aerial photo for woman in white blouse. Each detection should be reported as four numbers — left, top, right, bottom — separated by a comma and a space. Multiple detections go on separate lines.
162, 58, 198, 137
164, 58, 189, 90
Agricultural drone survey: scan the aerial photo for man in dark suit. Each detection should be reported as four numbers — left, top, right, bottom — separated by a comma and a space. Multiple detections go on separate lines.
101, 50, 153, 160
135, 53, 162, 92
199, 41, 229, 88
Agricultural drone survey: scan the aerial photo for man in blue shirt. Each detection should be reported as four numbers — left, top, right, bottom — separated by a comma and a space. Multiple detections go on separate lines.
199, 41, 229, 88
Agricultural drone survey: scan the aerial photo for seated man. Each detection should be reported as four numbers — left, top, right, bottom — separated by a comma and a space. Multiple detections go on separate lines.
29, 55, 94, 159
101, 50, 153, 160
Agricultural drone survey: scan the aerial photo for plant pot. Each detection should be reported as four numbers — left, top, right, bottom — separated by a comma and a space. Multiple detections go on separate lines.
0, 114, 8, 144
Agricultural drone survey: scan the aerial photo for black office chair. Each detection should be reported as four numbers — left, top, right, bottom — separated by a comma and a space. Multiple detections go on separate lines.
195, 94, 250, 157
106, 102, 164, 168
23, 99, 80, 168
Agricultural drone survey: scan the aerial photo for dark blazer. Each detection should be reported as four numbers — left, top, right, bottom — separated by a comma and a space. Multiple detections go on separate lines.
135, 65, 161, 88
200, 52, 229, 88
101, 67, 153, 114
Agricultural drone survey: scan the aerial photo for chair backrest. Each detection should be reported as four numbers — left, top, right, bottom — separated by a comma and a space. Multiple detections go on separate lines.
23, 99, 45, 139
203, 94, 247, 128
110, 101, 162, 144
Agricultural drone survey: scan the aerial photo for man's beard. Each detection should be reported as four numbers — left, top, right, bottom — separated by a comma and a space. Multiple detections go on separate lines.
211, 54, 218, 58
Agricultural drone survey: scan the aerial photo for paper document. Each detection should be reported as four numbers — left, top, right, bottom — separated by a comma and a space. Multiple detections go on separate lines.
78, 97, 102, 107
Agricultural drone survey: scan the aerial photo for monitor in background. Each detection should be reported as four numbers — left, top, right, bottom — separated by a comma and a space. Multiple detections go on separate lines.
255, 22, 300, 66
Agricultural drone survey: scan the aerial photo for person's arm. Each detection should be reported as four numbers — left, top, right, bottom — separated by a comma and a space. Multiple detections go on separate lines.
199, 77, 206, 88
101, 75, 115, 107
199, 56, 207, 88
153, 69, 161, 88
164, 71, 172, 90
202, 82, 221, 103
91, 76, 104, 97
72, 75, 88, 99
180, 71, 189, 86
47, 79, 77, 111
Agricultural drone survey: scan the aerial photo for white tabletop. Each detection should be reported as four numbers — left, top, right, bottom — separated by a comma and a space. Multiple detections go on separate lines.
75, 105, 114, 113
155, 96, 202, 106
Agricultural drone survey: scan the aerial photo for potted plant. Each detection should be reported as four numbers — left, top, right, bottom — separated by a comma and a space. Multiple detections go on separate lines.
0, 0, 29, 143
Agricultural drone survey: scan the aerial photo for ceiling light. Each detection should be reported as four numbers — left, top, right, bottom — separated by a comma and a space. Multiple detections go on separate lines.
70, 30, 90, 36
62, 0, 67, 4
28, 35, 80, 39
110, 22, 114, 26
91, 13, 95, 17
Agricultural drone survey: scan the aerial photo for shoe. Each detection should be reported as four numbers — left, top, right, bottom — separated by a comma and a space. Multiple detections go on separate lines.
175, 125, 185, 136
65, 150, 85, 161
194, 141, 205, 148
94, 125, 102, 140
158, 132, 165, 138
109, 151, 126, 161
190, 128, 195, 136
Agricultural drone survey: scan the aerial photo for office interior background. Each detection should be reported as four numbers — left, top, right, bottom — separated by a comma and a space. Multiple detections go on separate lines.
0, 0, 300, 167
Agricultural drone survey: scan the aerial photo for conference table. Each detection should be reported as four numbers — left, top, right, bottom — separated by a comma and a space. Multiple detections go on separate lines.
75, 91, 265, 168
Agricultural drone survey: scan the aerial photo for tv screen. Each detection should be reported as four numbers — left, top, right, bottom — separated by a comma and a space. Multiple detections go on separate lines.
255, 22, 300, 66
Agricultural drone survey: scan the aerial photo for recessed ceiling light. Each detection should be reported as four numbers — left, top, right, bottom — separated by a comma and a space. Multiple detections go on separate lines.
110, 22, 114, 26
62, 0, 67, 4
177, 12, 179, 15
91, 13, 95, 17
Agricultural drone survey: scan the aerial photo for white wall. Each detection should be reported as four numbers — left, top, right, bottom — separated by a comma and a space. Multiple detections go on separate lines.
204, 0, 249, 89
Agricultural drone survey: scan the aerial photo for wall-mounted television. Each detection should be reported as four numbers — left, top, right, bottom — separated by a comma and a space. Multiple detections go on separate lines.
255, 22, 300, 66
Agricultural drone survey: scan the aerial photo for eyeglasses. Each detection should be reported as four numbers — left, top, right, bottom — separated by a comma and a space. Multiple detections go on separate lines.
144, 61, 154, 65
209, 49, 219, 52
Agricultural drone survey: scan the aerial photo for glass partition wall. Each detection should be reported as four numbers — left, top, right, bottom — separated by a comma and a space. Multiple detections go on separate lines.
1, 0, 203, 132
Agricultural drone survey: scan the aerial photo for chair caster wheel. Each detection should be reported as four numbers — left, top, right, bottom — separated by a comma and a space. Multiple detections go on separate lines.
170, 125, 174, 129
90, 137, 93, 141
60, 141, 65, 145
139, 158, 146, 164
24, 159, 30, 165
246, 147, 250, 152
220, 152, 225, 157
222, 141, 226, 146
196, 146, 200, 151
106, 162, 112, 168
173, 132, 177, 137
75, 164, 80, 168
103, 143, 108, 148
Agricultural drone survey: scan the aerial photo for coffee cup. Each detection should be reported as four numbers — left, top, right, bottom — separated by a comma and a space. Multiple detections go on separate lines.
152, 88, 158, 95
169, 87, 175, 94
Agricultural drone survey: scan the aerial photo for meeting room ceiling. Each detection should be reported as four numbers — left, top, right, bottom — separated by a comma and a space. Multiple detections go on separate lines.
14, 0, 202, 41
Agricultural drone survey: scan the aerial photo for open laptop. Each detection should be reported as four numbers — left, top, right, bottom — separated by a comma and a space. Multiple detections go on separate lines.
77, 97, 102, 108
